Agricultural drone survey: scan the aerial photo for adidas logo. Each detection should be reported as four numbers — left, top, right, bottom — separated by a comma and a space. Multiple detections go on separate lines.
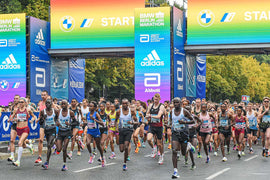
141, 50, 164, 67
0, 54, 20, 69
80, 19, 94, 28
35, 29, 46, 46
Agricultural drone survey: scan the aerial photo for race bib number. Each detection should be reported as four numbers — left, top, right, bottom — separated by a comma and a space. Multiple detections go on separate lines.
88, 119, 96, 129
17, 114, 27, 122
46, 117, 55, 126
202, 120, 209, 128
151, 117, 160, 123
220, 120, 228, 127
122, 119, 132, 128
235, 122, 244, 129
262, 115, 270, 123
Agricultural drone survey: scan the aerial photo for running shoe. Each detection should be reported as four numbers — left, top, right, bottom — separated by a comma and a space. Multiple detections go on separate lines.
127, 156, 130, 161
197, 152, 202, 158
190, 164, 196, 170
67, 152, 72, 160
158, 151, 161, 156
138, 141, 141, 148
227, 150, 231, 155
29, 144, 34, 155
7, 156, 14, 162
266, 150, 269, 158
238, 153, 241, 159
101, 158, 105, 167
185, 159, 188, 165
52, 144, 57, 155
206, 156, 210, 163
172, 171, 180, 179
13, 160, 20, 167
233, 145, 237, 151
262, 149, 266, 157
222, 157, 227, 162
214, 152, 218, 156
97, 156, 102, 162
35, 156, 42, 164
135, 147, 139, 153
93, 150, 97, 155
241, 151, 245, 156
177, 154, 181, 161
61, 164, 68, 171
88, 155, 95, 164
168, 144, 172, 149
77, 151, 81, 156
109, 154, 116, 159
151, 148, 157, 158
142, 143, 146, 148
123, 164, 127, 171
42, 162, 49, 169
158, 155, 164, 165
249, 148, 254, 154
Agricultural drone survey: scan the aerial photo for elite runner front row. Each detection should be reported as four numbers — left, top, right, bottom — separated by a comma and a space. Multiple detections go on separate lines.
5, 92, 270, 179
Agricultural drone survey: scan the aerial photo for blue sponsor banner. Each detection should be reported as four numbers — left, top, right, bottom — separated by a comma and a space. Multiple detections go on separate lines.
0, 14, 26, 106
0, 112, 39, 141
51, 59, 69, 100
134, 7, 171, 103
69, 59, 85, 103
186, 55, 197, 98
173, 7, 186, 98
30, 17, 51, 104
196, 55, 206, 99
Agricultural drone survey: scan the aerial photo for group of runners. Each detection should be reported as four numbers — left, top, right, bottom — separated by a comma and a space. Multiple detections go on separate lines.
3, 91, 270, 179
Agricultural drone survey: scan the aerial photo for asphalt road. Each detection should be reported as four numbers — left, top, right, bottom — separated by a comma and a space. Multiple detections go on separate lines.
0, 141, 269, 180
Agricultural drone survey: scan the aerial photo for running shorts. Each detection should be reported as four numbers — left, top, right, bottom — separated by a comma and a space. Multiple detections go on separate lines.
172, 130, 189, 143
149, 126, 163, 140
119, 128, 133, 144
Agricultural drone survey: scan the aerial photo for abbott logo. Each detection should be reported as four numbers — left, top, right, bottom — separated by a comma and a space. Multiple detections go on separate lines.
3, 115, 10, 132
141, 50, 164, 66
36, 67, 46, 88
140, 34, 149, 42
0, 54, 20, 69
35, 29, 45, 46
144, 73, 160, 87
177, 61, 183, 82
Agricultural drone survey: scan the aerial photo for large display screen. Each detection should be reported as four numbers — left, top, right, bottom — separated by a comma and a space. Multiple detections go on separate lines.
187, 0, 270, 45
0, 14, 26, 106
135, 7, 171, 102
51, 0, 145, 49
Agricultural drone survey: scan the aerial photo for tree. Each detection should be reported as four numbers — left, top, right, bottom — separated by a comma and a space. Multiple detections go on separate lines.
0, 0, 22, 14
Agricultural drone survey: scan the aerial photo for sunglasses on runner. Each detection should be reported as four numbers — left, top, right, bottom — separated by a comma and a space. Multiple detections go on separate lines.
264, 101, 269, 103
19, 101, 24, 103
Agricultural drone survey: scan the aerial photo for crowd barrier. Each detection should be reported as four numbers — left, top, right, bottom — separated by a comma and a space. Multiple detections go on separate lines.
0, 112, 40, 142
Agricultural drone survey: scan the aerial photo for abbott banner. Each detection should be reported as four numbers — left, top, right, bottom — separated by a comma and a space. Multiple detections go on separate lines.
173, 7, 186, 98
0, 14, 26, 106
187, 0, 270, 45
69, 59, 85, 103
0, 112, 40, 141
196, 55, 206, 99
30, 17, 51, 104
51, 0, 144, 49
135, 7, 171, 102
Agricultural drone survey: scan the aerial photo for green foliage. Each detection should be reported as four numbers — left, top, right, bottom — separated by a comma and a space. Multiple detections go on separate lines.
0, 0, 22, 14
207, 55, 270, 102
85, 58, 135, 101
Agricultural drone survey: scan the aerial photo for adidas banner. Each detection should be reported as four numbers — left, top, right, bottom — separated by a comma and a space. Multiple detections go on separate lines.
51, 59, 69, 100
196, 55, 206, 99
69, 59, 85, 103
186, 55, 197, 98
0, 112, 40, 141
0, 14, 26, 106
29, 17, 51, 104
134, 7, 171, 102
173, 7, 186, 98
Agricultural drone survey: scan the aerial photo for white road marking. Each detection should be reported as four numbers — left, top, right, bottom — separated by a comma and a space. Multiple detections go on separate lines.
205, 168, 231, 180
144, 150, 169, 157
244, 155, 258, 162
73, 163, 116, 173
